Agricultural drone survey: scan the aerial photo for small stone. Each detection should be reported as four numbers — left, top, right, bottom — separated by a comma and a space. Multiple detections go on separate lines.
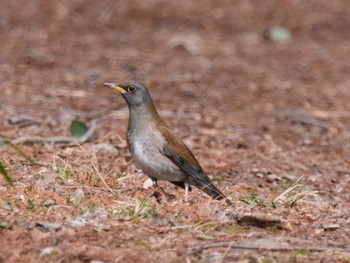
256, 173, 264, 178
266, 173, 280, 182
143, 178, 154, 189
251, 168, 260, 174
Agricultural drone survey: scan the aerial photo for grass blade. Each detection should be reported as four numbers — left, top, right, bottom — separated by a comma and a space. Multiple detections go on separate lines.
0, 134, 32, 161
0, 159, 13, 185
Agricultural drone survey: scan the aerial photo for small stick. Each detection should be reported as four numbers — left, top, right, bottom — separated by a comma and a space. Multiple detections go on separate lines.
11, 121, 96, 145
189, 240, 349, 255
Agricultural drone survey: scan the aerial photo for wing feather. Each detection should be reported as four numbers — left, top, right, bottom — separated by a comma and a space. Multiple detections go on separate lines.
158, 125, 227, 201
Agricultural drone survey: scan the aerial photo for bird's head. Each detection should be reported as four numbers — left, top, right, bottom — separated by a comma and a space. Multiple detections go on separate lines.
104, 80, 159, 118
104, 80, 154, 107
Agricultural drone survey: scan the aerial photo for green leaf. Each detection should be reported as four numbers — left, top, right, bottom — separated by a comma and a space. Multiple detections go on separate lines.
69, 120, 89, 138
0, 221, 8, 229
0, 159, 13, 186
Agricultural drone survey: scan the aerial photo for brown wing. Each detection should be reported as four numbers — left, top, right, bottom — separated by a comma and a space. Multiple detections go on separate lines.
158, 125, 227, 201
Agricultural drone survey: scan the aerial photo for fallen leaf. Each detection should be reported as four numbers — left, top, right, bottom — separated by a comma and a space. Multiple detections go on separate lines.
69, 120, 89, 138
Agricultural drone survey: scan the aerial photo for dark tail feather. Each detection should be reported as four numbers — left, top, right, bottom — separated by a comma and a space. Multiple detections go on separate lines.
205, 185, 232, 205
190, 179, 232, 205
204, 184, 232, 204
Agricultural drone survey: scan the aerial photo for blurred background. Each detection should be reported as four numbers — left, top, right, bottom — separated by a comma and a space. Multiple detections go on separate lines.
2, 0, 350, 174
1, 0, 349, 114
1, 0, 350, 171
1, 1, 350, 261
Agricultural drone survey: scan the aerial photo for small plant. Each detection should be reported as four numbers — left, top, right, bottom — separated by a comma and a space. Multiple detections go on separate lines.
225, 222, 245, 234
0, 135, 33, 161
243, 252, 256, 261
133, 198, 158, 219
110, 198, 158, 220
216, 176, 226, 185
54, 161, 74, 182
80, 203, 105, 215
274, 176, 319, 208
290, 248, 309, 261
239, 193, 262, 205
239, 193, 274, 208
112, 172, 126, 179
0, 159, 13, 185
0, 221, 8, 229
174, 211, 184, 223
27, 199, 36, 211
259, 256, 274, 263
135, 240, 152, 251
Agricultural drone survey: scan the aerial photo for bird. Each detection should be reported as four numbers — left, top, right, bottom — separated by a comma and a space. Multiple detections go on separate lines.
104, 80, 231, 204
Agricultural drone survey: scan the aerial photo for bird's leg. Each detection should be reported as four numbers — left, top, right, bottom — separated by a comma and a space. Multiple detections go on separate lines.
149, 178, 163, 203
149, 178, 175, 202
184, 183, 190, 203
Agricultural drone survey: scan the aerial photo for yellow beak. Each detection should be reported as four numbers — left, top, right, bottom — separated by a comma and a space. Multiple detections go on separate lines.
104, 82, 126, 93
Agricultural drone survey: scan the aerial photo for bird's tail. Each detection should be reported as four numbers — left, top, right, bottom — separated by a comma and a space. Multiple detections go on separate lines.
202, 183, 232, 205
190, 178, 232, 205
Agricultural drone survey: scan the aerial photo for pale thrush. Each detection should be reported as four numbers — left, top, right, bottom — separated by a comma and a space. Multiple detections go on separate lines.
104, 80, 230, 203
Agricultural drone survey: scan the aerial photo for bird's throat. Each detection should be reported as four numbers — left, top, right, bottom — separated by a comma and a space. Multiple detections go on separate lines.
129, 100, 162, 123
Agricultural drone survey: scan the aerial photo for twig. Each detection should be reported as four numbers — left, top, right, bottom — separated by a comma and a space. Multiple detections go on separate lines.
76, 142, 119, 197
73, 108, 120, 120
188, 240, 349, 255
272, 110, 329, 130
273, 176, 304, 203
11, 121, 96, 145
311, 110, 350, 119
219, 240, 234, 263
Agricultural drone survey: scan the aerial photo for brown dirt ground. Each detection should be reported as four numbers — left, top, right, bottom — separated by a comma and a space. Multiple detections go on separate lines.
1, 1, 350, 262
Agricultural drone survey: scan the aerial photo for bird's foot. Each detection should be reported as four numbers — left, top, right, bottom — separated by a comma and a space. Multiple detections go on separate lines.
150, 190, 176, 204
150, 185, 176, 203
150, 191, 163, 203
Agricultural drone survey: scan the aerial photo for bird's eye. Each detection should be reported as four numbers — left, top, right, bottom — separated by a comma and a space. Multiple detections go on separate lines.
127, 86, 135, 93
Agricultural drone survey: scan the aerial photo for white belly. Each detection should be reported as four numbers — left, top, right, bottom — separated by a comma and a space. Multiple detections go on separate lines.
131, 132, 184, 181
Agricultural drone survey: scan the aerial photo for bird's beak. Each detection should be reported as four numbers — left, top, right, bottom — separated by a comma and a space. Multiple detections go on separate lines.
104, 82, 126, 93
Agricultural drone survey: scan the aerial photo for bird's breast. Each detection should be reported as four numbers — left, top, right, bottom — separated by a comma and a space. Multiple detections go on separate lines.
127, 123, 184, 181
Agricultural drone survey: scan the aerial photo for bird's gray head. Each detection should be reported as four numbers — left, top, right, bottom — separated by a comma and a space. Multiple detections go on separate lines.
104, 80, 154, 108
104, 80, 160, 119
